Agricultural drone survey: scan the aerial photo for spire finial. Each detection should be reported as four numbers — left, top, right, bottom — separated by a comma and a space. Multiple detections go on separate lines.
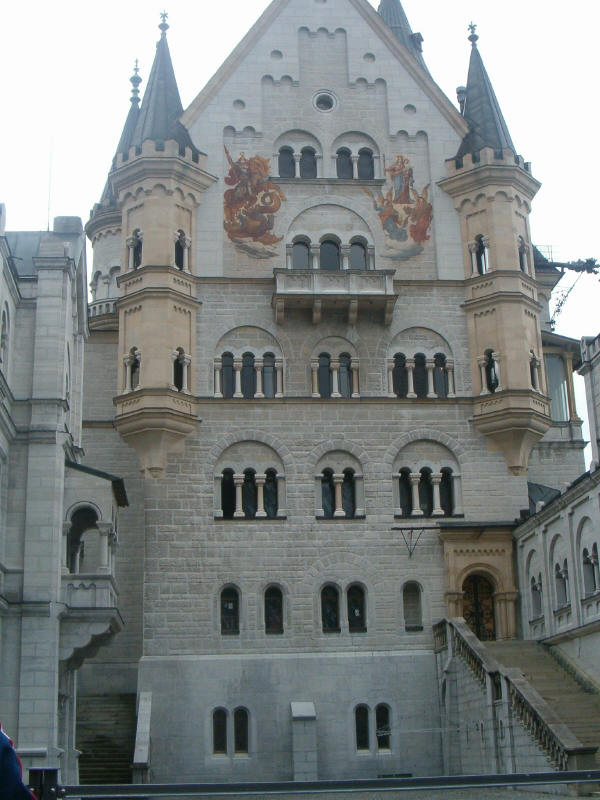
468, 22, 479, 47
159, 10, 169, 37
130, 59, 142, 104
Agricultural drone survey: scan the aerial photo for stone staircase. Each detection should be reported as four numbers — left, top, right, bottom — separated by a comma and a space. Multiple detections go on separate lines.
487, 640, 600, 762
76, 694, 137, 784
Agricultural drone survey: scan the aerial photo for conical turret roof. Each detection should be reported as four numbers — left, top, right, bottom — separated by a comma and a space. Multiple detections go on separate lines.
114, 61, 142, 162
129, 15, 198, 158
456, 27, 515, 160
377, 0, 428, 71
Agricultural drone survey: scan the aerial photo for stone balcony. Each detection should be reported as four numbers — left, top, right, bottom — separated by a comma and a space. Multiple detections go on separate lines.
272, 268, 398, 325
61, 572, 119, 609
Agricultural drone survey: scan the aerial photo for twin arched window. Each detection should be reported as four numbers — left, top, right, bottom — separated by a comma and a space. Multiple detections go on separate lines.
279, 146, 374, 179
336, 147, 374, 179
317, 353, 355, 398
278, 147, 316, 178
322, 583, 366, 633
397, 467, 454, 517
554, 560, 569, 608
321, 468, 356, 518
291, 237, 367, 270
220, 585, 284, 635
213, 707, 248, 754
391, 352, 452, 399
355, 704, 390, 751
219, 352, 280, 399
583, 544, 599, 597
470, 234, 488, 275
221, 468, 279, 519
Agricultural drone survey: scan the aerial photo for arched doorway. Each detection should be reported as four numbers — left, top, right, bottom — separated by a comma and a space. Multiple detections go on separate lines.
462, 574, 496, 641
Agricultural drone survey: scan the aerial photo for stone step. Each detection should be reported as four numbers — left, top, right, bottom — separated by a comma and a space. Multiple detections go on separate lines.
76, 694, 137, 785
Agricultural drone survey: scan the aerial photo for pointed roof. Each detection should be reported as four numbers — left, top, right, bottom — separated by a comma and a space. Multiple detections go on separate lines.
456, 25, 515, 160
114, 61, 142, 162
377, 0, 428, 72
130, 14, 199, 158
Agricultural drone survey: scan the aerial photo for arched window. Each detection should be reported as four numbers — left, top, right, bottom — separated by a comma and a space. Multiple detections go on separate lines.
321, 584, 340, 632
413, 353, 428, 398
320, 239, 340, 270
433, 353, 448, 399
130, 349, 140, 390
221, 469, 236, 519
342, 468, 356, 518
299, 147, 317, 179
403, 582, 423, 631
474, 234, 487, 275
399, 468, 412, 517
173, 347, 184, 391
213, 708, 228, 754
349, 242, 367, 270
234, 708, 249, 754
278, 146, 295, 178
418, 468, 433, 517
336, 148, 353, 179
67, 507, 99, 574
375, 704, 390, 750
0, 307, 9, 368
318, 353, 332, 398
321, 468, 335, 518
292, 241, 310, 269
221, 352, 234, 399
485, 350, 499, 393
518, 236, 528, 272
347, 584, 366, 632
241, 352, 256, 399
531, 575, 542, 617
440, 468, 454, 516
357, 148, 374, 180
221, 587, 240, 634
393, 353, 408, 398
355, 705, 369, 750
132, 230, 142, 269
175, 230, 186, 269
555, 562, 568, 608
264, 468, 278, 518
265, 586, 283, 634
262, 353, 276, 398
242, 468, 257, 519
338, 353, 353, 398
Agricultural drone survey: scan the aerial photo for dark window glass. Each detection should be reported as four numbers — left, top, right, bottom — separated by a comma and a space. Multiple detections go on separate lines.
375, 704, 390, 749
299, 147, 317, 179
264, 468, 278, 518
321, 469, 334, 518
133, 237, 142, 269
338, 353, 353, 398
321, 585, 340, 632
234, 708, 248, 753
241, 352, 256, 399
213, 709, 227, 754
418, 468, 433, 516
242, 469, 257, 519
336, 148, 353, 179
583, 549, 597, 596
175, 238, 184, 269
355, 705, 369, 750
518, 237, 528, 272
399, 469, 412, 517
342, 468, 356, 518
173, 352, 183, 391
393, 353, 408, 398
278, 146, 295, 178
221, 587, 239, 634
440, 469, 454, 516
130, 355, 140, 390
320, 240, 340, 270
292, 241, 310, 269
221, 352, 234, 399
221, 469, 235, 519
475, 234, 486, 274
347, 584, 366, 632
413, 353, 427, 398
263, 353, 275, 398
349, 242, 367, 270
318, 353, 332, 398
265, 586, 283, 634
433, 353, 448, 398
485, 350, 499, 393
403, 582, 422, 631
357, 148, 374, 180
531, 576, 542, 617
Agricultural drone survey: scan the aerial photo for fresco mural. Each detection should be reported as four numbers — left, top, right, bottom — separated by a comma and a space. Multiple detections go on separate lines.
364, 154, 432, 261
223, 147, 286, 258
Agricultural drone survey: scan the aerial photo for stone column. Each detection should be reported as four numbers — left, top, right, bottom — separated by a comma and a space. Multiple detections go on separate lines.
387, 359, 395, 397
310, 245, 320, 270
233, 474, 244, 518
62, 523, 70, 573
315, 154, 323, 178
255, 475, 267, 518
431, 474, 444, 516
275, 358, 284, 398
446, 359, 456, 398
351, 155, 359, 179
126, 236, 136, 271
276, 474, 286, 516
286, 245, 292, 270
468, 241, 479, 276
123, 354, 132, 393
563, 353, 577, 420
409, 473, 423, 516
333, 474, 345, 517
351, 362, 360, 398
254, 358, 264, 398
214, 358, 223, 398
452, 474, 464, 515
341, 245, 350, 270
98, 522, 113, 573
478, 356, 489, 395
181, 355, 191, 393
311, 359, 320, 397
426, 358, 436, 398
330, 359, 341, 398
483, 236, 491, 271
233, 358, 243, 398
492, 351, 502, 391
293, 153, 301, 175
406, 358, 417, 398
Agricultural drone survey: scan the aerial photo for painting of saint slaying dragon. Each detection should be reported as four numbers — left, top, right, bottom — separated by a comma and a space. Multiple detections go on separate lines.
364, 154, 433, 261
223, 147, 286, 258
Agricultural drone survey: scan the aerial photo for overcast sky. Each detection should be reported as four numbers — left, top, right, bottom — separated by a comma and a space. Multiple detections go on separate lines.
1, 0, 598, 434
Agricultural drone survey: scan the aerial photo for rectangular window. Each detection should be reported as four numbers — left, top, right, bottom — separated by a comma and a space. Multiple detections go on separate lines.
545, 354, 569, 421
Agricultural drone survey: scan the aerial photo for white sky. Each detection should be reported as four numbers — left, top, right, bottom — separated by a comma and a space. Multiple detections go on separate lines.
1, 0, 598, 444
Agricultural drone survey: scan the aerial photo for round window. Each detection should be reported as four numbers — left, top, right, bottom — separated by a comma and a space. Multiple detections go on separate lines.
314, 92, 336, 112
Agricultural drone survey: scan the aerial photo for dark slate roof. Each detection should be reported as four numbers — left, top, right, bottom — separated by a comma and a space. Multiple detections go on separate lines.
456, 33, 515, 160
65, 460, 129, 507
115, 97, 141, 161
527, 481, 561, 516
5, 226, 84, 277
377, 0, 428, 72
129, 23, 199, 158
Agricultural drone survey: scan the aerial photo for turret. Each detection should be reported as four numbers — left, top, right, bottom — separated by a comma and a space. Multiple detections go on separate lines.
377, 0, 428, 72
439, 26, 550, 475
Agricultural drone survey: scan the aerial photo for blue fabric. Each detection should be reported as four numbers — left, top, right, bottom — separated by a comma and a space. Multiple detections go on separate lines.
0, 727, 35, 800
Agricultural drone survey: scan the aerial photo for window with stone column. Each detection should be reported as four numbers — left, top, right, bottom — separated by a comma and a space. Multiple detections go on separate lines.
215, 443, 286, 520
312, 343, 360, 399
172, 346, 191, 392
530, 574, 543, 618
126, 228, 143, 270
554, 560, 569, 608
582, 544, 599, 596
479, 348, 500, 394
393, 442, 462, 518
336, 147, 353, 179
469, 233, 489, 275
315, 452, 365, 518
215, 347, 283, 399
357, 148, 375, 180
123, 346, 141, 392
174, 229, 191, 270
529, 350, 542, 392
278, 146, 295, 178
518, 235, 530, 273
